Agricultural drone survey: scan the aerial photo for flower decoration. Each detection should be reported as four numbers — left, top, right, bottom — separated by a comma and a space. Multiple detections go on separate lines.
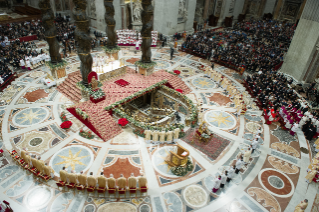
118, 118, 129, 126
76, 108, 89, 120
60, 111, 68, 122
176, 89, 183, 93
173, 70, 181, 75
60, 121, 72, 129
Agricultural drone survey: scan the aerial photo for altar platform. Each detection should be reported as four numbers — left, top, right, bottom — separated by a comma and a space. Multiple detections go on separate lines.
58, 67, 191, 141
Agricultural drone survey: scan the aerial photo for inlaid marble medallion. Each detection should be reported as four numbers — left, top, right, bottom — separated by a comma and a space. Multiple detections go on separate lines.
24, 186, 53, 211
258, 168, 294, 198
97, 203, 136, 212
192, 77, 215, 89
205, 110, 236, 129
246, 122, 262, 134
49, 145, 94, 176
13, 107, 49, 126
182, 185, 208, 208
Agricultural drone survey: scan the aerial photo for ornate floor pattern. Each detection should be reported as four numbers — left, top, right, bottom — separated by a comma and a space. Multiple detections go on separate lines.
0, 45, 316, 212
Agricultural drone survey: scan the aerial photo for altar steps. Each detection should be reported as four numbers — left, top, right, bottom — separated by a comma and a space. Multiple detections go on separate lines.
57, 71, 82, 103
151, 70, 192, 94
75, 102, 122, 141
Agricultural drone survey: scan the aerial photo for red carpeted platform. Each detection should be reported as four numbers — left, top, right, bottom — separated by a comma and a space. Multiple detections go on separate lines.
60, 67, 191, 141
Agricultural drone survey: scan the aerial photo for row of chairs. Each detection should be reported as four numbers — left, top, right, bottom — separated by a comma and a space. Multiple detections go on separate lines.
7, 149, 52, 182
56, 173, 148, 198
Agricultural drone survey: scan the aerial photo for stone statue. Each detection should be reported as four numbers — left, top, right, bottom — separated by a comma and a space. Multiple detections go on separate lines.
73, 0, 93, 87
104, 0, 118, 49
90, 1, 97, 19
140, 0, 153, 63
133, 1, 143, 23
39, 0, 62, 63
91, 76, 98, 90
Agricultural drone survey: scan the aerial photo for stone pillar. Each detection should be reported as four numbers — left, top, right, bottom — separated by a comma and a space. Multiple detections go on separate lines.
217, 0, 227, 26
242, 0, 250, 14
257, 0, 267, 17
203, 0, 210, 21
233, 0, 246, 22
280, 0, 319, 82
302, 43, 319, 82
296, 0, 307, 21
120, 0, 126, 29
273, 0, 284, 19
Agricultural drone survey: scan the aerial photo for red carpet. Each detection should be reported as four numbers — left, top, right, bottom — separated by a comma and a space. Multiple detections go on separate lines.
181, 128, 231, 160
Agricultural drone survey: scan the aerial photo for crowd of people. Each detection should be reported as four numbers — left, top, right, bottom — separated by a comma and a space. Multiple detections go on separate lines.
244, 69, 319, 143
0, 16, 76, 86
182, 19, 295, 72
0, 20, 44, 41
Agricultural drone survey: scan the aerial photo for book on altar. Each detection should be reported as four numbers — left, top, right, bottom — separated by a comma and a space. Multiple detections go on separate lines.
181, 151, 188, 156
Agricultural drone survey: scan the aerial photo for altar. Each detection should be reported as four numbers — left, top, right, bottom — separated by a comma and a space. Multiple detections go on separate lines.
93, 60, 122, 76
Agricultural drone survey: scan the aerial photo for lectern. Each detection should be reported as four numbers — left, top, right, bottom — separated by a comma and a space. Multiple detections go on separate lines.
166, 144, 189, 167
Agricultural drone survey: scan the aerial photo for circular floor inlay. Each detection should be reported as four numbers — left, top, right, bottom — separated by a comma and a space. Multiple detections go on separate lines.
182, 185, 208, 208
268, 176, 284, 189
246, 122, 262, 134
49, 145, 94, 176
29, 137, 43, 147
259, 168, 294, 197
192, 77, 215, 89
97, 203, 136, 212
13, 107, 49, 126
84, 204, 95, 212
25, 186, 52, 210
140, 204, 150, 212
205, 110, 236, 129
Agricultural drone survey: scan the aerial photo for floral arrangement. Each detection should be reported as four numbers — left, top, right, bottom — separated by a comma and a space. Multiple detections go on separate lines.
173, 70, 181, 75
179, 129, 186, 138
102, 45, 121, 54
165, 70, 178, 76
176, 89, 183, 93
79, 129, 94, 139
45, 60, 68, 70
135, 61, 157, 69
76, 81, 105, 100
114, 107, 185, 132
201, 133, 210, 138
76, 108, 89, 120
118, 118, 129, 126
171, 158, 194, 176
90, 88, 105, 100
60, 111, 68, 122
60, 121, 72, 129
198, 65, 205, 70
104, 80, 168, 110
133, 129, 145, 137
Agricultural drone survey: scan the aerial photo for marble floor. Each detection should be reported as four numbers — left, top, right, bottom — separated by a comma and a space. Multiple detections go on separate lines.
0, 45, 317, 212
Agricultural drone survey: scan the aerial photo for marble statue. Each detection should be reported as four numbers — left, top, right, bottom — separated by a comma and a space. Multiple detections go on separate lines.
195, 6, 204, 24
39, 0, 62, 63
104, 0, 118, 49
140, 0, 153, 63
91, 76, 98, 90
178, 0, 188, 21
90, 1, 97, 19
133, 0, 143, 23
73, 0, 93, 87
